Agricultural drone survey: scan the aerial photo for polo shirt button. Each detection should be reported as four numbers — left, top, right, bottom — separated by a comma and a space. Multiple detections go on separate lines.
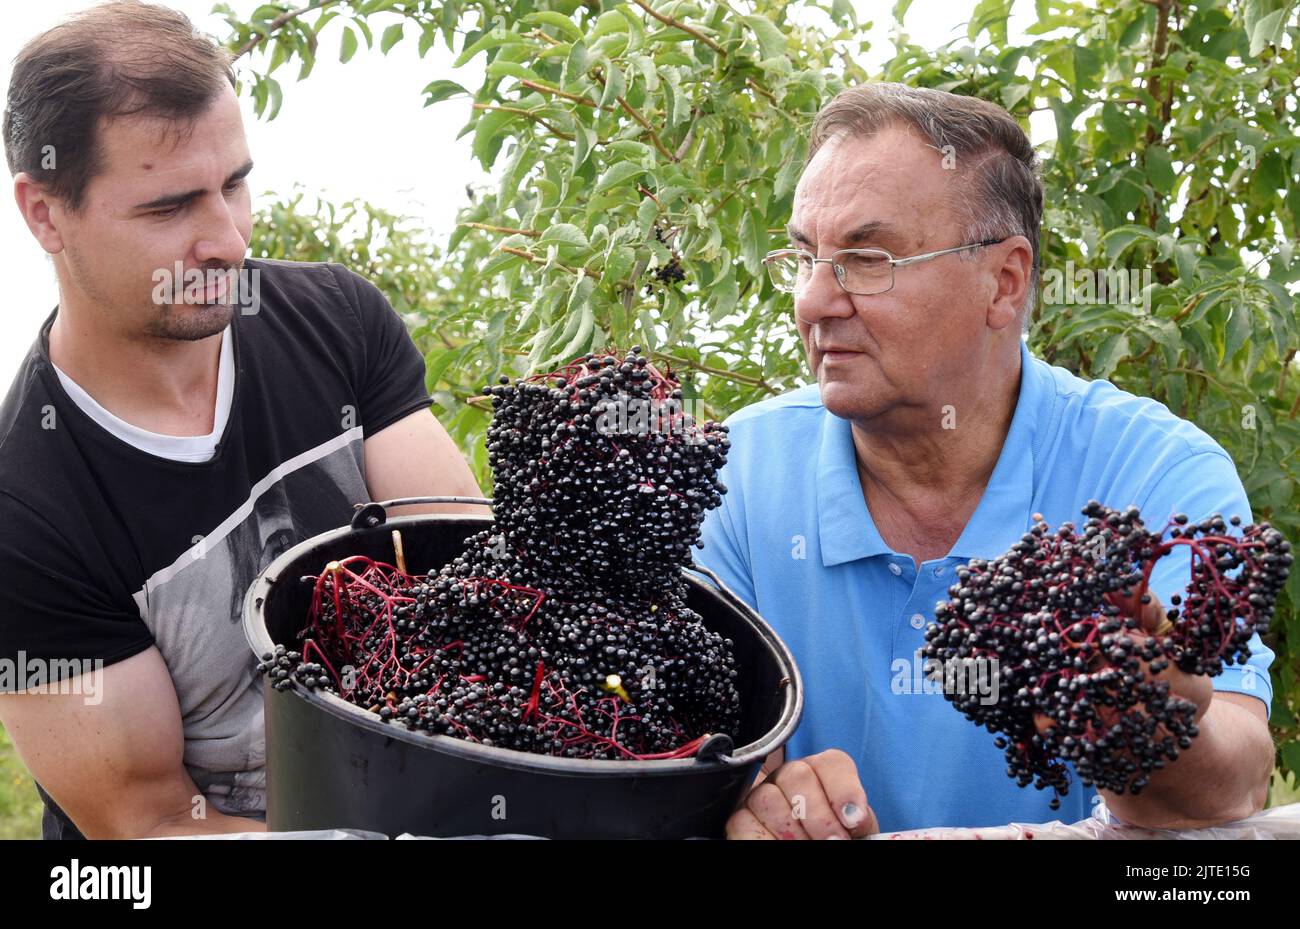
933, 566, 944, 577
888, 563, 902, 576
910, 613, 926, 629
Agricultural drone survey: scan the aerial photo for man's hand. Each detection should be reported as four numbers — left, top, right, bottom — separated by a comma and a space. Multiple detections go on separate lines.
726, 749, 879, 839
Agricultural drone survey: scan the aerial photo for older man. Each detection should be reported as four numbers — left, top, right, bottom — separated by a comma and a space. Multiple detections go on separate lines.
696, 83, 1275, 840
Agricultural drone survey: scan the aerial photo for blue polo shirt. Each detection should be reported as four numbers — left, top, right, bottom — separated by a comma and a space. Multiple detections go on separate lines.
694, 339, 1274, 833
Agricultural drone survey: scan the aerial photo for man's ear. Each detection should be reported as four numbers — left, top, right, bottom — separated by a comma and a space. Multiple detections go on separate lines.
14, 172, 66, 255
988, 235, 1033, 331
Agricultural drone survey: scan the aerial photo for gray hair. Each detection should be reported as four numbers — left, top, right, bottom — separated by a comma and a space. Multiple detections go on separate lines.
806, 83, 1043, 331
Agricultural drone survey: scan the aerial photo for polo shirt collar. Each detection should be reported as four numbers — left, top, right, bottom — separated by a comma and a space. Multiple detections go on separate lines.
817, 339, 1049, 567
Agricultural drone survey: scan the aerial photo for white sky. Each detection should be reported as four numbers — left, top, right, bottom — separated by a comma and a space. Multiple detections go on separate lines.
1, 0, 1038, 386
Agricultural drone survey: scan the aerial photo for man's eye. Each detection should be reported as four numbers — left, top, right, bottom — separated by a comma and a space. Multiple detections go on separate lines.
224, 178, 246, 193
149, 205, 181, 218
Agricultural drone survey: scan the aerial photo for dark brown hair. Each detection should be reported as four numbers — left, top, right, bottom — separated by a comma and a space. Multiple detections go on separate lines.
807, 83, 1043, 326
3, 0, 236, 213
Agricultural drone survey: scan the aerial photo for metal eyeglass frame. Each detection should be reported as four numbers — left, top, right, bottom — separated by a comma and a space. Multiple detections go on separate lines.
763, 236, 1008, 296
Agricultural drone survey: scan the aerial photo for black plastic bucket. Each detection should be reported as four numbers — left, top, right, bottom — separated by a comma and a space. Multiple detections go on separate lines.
243, 499, 802, 839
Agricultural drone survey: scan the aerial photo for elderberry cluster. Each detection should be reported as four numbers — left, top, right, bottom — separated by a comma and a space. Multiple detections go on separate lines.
646, 227, 686, 294
921, 501, 1290, 807
263, 348, 742, 761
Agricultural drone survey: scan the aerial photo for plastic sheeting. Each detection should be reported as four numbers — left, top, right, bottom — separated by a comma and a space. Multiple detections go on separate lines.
868, 801, 1300, 840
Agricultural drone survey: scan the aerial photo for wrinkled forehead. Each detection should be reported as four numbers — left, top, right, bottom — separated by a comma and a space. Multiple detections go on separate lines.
791, 126, 964, 250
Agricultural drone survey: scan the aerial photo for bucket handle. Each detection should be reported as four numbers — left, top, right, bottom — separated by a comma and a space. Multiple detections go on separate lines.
685, 562, 756, 625
351, 496, 494, 529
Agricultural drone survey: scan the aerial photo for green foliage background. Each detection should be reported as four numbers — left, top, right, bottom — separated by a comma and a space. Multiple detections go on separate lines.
227, 0, 1300, 773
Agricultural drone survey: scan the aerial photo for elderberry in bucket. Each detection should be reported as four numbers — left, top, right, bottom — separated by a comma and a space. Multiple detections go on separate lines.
921, 501, 1291, 808
258, 348, 742, 760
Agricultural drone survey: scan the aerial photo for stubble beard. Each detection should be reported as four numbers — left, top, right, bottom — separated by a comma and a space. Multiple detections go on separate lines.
143, 299, 235, 341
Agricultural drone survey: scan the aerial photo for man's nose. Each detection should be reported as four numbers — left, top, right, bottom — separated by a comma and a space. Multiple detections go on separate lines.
194, 197, 248, 266
794, 258, 857, 327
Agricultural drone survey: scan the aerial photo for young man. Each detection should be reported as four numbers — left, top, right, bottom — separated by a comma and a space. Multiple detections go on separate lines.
698, 83, 1276, 839
0, 1, 485, 838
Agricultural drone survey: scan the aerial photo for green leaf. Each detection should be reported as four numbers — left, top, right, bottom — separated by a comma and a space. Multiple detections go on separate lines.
774, 137, 807, 202
1145, 145, 1176, 194
523, 11, 584, 41
556, 301, 596, 363
539, 223, 589, 249
1102, 224, 1157, 263
564, 40, 589, 86
1223, 302, 1252, 363
638, 308, 658, 351
423, 346, 464, 394
527, 320, 558, 370
1282, 742, 1300, 778
1247, 7, 1288, 57
742, 14, 787, 61
572, 125, 597, 174
710, 264, 739, 322
380, 23, 403, 54
1092, 331, 1131, 378
1000, 82, 1032, 111
418, 23, 437, 57
604, 244, 636, 284
595, 161, 645, 194
1172, 241, 1201, 285
1101, 103, 1135, 150
486, 60, 540, 82
969, 0, 1013, 44
592, 9, 631, 39
637, 196, 659, 236
599, 59, 626, 109
264, 76, 283, 121
607, 140, 656, 163
738, 208, 767, 275
340, 26, 358, 63
630, 54, 659, 92
421, 79, 469, 106
472, 108, 514, 170
1049, 98, 1076, 160
453, 28, 520, 68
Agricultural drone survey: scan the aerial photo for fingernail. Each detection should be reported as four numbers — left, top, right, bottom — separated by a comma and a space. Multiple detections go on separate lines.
841, 802, 864, 827
827, 834, 848, 840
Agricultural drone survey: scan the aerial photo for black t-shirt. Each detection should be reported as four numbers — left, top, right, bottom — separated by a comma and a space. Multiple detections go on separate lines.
0, 258, 431, 838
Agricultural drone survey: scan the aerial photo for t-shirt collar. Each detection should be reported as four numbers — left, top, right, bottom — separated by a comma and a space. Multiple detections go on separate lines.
817, 339, 1047, 567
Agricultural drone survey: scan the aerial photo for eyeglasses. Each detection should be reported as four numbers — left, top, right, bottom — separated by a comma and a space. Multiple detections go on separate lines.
763, 238, 1007, 296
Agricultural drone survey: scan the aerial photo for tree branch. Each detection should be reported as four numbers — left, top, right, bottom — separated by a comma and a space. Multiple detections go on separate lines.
499, 245, 586, 276
519, 79, 615, 112
233, 0, 344, 59
461, 222, 540, 237
650, 350, 777, 394
472, 103, 575, 141
627, 0, 726, 55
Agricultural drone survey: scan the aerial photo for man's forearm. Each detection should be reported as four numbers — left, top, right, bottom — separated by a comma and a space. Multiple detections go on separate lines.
1101, 698, 1273, 829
